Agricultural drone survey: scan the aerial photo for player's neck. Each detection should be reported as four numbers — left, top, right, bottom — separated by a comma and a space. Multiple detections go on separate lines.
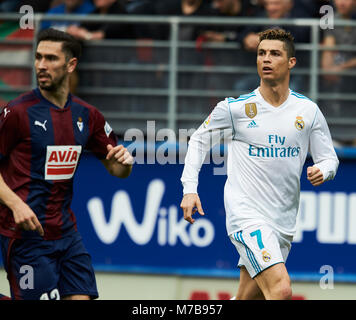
259, 81, 290, 107
39, 84, 70, 109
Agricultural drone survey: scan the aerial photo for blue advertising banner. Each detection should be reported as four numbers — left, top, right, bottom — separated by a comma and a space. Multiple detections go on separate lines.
70, 147, 356, 282
1, 146, 355, 282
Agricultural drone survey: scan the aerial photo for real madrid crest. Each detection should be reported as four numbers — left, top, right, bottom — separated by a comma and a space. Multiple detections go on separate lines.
295, 116, 305, 131
262, 250, 271, 263
245, 103, 257, 119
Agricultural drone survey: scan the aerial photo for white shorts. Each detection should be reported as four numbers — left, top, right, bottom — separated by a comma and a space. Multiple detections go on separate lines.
229, 224, 293, 278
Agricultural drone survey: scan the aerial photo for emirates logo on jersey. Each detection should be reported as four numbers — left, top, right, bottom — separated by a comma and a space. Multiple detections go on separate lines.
45, 145, 82, 180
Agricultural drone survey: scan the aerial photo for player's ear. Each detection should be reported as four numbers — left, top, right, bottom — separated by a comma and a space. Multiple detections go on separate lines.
67, 57, 78, 74
288, 57, 296, 70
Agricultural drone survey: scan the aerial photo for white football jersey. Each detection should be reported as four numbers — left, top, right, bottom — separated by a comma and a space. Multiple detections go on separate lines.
181, 88, 339, 236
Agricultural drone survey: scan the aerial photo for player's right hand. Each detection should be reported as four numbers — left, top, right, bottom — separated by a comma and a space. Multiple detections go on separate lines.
180, 193, 205, 224
12, 203, 44, 236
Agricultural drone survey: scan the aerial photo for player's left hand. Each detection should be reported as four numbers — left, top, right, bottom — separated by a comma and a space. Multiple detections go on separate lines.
106, 144, 134, 166
307, 166, 324, 186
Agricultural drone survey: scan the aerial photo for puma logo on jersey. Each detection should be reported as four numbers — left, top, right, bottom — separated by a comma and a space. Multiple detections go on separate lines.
34, 120, 47, 131
45, 145, 82, 180
3, 107, 10, 118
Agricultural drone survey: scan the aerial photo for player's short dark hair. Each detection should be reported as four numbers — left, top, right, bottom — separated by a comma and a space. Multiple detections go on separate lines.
258, 28, 295, 58
36, 28, 82, 60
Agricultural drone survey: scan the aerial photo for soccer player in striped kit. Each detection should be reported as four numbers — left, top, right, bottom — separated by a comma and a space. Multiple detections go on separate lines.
0, 28, 133, 299
180, 29, 339, 300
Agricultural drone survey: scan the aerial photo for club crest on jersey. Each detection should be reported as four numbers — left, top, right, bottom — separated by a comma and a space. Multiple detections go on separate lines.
295, 116, 305, 131
77, 117, 83, 132
262, 250, 271, 263
45, 145, 82, 180
245, 103, 257, 119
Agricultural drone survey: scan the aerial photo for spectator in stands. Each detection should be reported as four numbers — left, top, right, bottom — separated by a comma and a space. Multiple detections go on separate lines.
321, 0, 356, 86
242, 0, 265, 16
292, 0, 332, 18
67, 0, 134, 40
198, 0, 250, 44
0, 0, 21, 12
321, 0, 356, 145
153, 0, 217, 40
18, 0, 62, 13
41, 0, 95, 31
125, 0, 157, 38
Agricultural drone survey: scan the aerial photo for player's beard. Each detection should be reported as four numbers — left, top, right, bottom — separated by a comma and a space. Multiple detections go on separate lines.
37, 65, 68, 92
37, 73, 67, 92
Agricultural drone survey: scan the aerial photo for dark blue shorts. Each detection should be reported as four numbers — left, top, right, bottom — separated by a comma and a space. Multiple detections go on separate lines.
0, 232, 98, 300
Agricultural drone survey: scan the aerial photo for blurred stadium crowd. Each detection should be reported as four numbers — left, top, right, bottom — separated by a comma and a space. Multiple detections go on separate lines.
1, 0, 350, 42
0, 0, 355, 146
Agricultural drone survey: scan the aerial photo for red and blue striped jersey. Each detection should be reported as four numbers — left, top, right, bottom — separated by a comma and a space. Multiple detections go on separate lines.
0, 88, 117, 240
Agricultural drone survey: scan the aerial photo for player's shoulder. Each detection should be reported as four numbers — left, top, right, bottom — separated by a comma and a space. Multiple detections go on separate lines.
5, 90, 39, 111
71, 94, 107, 126
226, 90, 257, 106
222, 90, 258, 116
289, 90, 319, 115
71, 94, 99, 112
290, 90, 317, 106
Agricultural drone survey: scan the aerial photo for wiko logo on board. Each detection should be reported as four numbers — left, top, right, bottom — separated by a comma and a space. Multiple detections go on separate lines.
87, 179, 215, 247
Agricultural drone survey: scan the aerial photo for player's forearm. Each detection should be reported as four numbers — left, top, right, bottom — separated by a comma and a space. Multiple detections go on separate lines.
0, 173, 23, 209
181, 144, 207, 194
181, 125, 220, 194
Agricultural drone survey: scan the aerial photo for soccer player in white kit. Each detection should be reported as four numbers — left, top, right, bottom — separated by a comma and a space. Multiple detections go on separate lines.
180, 29, 339, 300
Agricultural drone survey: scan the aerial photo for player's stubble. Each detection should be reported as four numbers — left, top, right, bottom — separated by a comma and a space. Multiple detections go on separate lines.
37, 63, 68, 92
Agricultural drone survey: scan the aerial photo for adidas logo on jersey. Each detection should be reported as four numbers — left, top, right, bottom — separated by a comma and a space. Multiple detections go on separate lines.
247, 120, 259, 128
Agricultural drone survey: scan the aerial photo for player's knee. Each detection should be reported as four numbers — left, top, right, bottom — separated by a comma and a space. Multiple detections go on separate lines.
279, 283, 292, 300
271, 279, 292, 300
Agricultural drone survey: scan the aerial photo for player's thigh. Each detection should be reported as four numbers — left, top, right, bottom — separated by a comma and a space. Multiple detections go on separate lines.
236, 266, 264, 300
58, 232, 98, 300
254, 262, 291, 299
1, 236, 60, 300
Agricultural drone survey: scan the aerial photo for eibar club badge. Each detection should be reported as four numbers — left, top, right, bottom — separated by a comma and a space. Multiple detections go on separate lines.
245, 103, 257, 118
77, 117, 83, 132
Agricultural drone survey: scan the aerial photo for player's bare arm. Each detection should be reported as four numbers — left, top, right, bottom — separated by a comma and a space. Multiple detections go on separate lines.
180, 193, 205, 224
101, 144, 134, 178
307, 166, 324, 187
0, 174, 44, 236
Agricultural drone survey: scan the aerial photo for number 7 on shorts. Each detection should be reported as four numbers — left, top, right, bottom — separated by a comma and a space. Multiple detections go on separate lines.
250, 229, 264, 250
